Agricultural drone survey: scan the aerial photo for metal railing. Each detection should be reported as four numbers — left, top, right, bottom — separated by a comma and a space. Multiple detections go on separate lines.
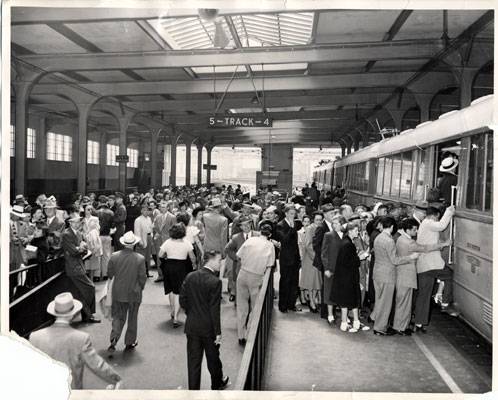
234, 268, 274, 390
10, 257, 66, 337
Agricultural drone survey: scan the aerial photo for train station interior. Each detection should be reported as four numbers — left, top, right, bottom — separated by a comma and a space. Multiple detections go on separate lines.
7, 4, 494, 394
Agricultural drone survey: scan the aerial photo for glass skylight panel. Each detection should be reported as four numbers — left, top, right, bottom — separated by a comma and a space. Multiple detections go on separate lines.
250, 63, 308, 72
233, 12, 314, 47
191, 65, 247, 75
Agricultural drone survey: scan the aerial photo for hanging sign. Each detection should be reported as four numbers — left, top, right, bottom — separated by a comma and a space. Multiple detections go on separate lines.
208, 115, 272, 128
115, 155, 129, 163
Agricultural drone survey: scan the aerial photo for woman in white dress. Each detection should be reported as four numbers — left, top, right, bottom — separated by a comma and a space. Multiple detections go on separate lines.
176, 212, 204, 272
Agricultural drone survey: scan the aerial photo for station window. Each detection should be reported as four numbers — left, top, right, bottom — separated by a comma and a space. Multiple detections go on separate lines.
399, 151, 413, 199
107, 144, 119, 166
10, 125, 15, 157
47, 132, 72, 162
127, 148, 138, 168
87, 140, 99, 165
27, 128, 36, 159
466, 131, 493, 212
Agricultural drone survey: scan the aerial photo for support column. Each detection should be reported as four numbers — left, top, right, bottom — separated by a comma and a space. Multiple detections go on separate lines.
458, 68, 475, 108
170, 138, 177, 187
118, 115, 132, 192
185, 141, 192, 186
197, 143, 203, 185
13, 82, 30, 196
206, 145, 213, 186
341, 144, 346, 158
352, 135, 360, 151
37, 115, 47, 179
98, 131, 107, 189
414, 94, 432, 122
76, 103, 92, 194
150, 130, 159, 189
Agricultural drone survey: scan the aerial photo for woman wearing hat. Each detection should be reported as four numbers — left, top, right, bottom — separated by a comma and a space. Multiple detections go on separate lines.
437, 155, 458, 207
10, 205, 32, 272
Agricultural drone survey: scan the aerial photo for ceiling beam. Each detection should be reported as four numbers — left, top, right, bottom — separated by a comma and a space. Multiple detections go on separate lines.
31, 71, 450, 96
17, 39, 443, 71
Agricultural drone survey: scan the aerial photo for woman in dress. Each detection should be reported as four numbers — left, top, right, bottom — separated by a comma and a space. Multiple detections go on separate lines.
298, 213, 323, 312
192, 206, 206, 244
176, 212, 203, 273
158, 223, 197, 327
330, 223, 370, 333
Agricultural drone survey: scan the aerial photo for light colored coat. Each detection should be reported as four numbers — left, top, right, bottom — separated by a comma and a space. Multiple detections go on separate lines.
203, 212, 228, 253
395, 233, 419, 289
153, 212, 176, 251
29, 322, 120, 389
373, 231, 412, 284
416, 209, 453, 274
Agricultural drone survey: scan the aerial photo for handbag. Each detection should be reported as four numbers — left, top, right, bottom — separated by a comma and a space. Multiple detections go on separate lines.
99, 278, 114, 320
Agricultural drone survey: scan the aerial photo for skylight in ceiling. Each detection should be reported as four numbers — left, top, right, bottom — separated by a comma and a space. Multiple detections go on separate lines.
250, 63, 308, 72
191, 65, 247, 75
151, 17, 235, 49
232, 12, 314, 47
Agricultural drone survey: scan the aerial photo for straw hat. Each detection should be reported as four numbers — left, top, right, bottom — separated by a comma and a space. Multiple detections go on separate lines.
47, 292, 83, 317
439, 156, 459, 173
10, 205, 30, 219
119, 231, 140, 246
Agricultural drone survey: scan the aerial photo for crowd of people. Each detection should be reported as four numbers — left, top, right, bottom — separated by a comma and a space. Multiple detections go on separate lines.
13, 175, 457, 389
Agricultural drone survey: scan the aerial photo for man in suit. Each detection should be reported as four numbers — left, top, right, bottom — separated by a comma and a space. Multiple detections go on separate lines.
44, 197, 65, 257
134, 204, 153, 278
113, 192, 127, 250
61, 212, 100, 323
179, 250, 229, 391
371, 217, 418, 335
107, 231, 147, 351
231, 202, 255, 236
276, 204, 302, 313
393, 218, 449, 335
225, 217, 258, 302
321, 214, 345, 324
29, 292, 122, 390
203, 198, 229, 281
96, 195, 114, 280
312, 203, 335, 319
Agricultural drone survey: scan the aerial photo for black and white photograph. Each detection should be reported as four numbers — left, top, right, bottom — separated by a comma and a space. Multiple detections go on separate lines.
2, 0, 495, 397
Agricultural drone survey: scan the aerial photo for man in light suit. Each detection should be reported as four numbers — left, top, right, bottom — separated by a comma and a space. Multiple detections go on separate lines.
321, 214, 345, 324
108, 231, 147, 351
203, 198, 229, 255
393, 218, 449, 335
44, 197, 65, 257
61, 212, 100, 323
134, 204, 153, 278
371, 217, 418, 335
225, 217, 259, 302
29, 292, 122, 390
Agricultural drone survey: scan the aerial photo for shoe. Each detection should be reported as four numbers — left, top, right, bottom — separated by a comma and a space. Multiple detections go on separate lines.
386, 327, 397, 335
414, 325, 427, 333
327, 315, 335, 325
217, 376, 230, 390
84, 317, 101, 324
238, 338, 246, 346
229, 295, 236, 302
396, 329, 412, 336
433, 294, 443, 305
308, 304, 318, 313
173, 320, 181, 328
154, 278, 164, 283
103, 276, 108, 281
441, 305, 460, 317
289, 306, 302, 312
279, 308, 288, 313
340, 322, 350, 332
373, 330, 390, 336
125, 341, 138, 350
108, 342, 116, 352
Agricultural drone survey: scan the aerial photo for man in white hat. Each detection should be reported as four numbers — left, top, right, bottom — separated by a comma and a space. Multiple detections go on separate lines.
29, 292, 122, 390
44, 196, 65, 256
9, 205, 31, 273
61, 212, 100, 323
437, 155, 459, 206
107, 231, 147, 352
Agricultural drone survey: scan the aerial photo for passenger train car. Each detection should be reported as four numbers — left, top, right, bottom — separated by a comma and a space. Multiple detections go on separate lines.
313, 95, 494, 342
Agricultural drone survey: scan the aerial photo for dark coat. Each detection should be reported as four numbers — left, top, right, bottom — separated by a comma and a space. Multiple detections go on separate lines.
61, 228, 87, 276
438, 172, 458, 206
107, 248, 147, 303
276, 219, 300, 267
179, 267, 222, 338
312, 222, 330, 271
330, 236, 361, 309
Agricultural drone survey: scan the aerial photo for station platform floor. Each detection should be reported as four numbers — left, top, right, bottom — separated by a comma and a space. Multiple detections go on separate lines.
265, 293, 492, 393
78, 268, 243, 390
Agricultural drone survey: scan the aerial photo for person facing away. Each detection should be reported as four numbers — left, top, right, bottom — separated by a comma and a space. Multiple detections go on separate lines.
179, 250, 229, 391
107, 231, 147, 352
29, 292, 122, 390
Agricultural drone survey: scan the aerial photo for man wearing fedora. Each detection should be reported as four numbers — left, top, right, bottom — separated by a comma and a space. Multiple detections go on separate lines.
113, 192, 127, 250
61, 211, 100, 323
29, 292, 122, 389
44, 196, 65, 257
108, 231, 147, 352
203, 197, 229, 256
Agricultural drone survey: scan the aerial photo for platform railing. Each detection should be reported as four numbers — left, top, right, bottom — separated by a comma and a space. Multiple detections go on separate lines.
234, 268, 274, 390
9, 257, 66, 337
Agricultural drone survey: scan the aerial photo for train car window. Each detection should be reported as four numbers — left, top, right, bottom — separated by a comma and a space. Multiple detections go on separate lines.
383, 157, 393, 196
435, 139, 461, 180
466, 134, 486, 210
414, 149, 428, 200
400, 151, 413, 199
485, 133, 493, 212
365, 162, 371, 192
391, 154, 402, 197
376, 158, 385, 195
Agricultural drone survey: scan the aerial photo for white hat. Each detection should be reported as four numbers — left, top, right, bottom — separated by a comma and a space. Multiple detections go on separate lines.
10, 205, 29, 218
439, 156, 459, 173
210, 198, 222, 207
119, 231, 140, 246
47, 292, 83, 317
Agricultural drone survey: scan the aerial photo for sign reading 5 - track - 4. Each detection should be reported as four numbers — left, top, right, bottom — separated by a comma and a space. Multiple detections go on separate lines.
209, 115, 272, 128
